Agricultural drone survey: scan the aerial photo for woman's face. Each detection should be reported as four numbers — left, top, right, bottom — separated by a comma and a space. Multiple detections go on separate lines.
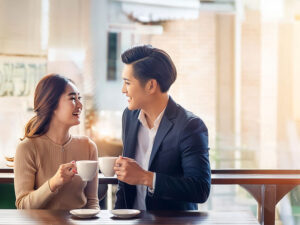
53, 82, 83, 127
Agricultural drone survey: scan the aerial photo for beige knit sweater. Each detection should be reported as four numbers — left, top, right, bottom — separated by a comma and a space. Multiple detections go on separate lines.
14, 135, 99, 210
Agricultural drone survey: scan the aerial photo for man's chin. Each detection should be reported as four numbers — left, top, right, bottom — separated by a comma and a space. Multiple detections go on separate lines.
127, 104, 138, 111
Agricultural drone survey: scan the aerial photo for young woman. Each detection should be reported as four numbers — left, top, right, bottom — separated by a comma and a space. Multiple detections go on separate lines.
14, 74, 99, 209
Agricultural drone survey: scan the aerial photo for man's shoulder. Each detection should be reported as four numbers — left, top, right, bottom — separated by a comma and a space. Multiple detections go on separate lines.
173, 103, 207, 132
123, 107, 140, 119
175, 103, 201, 122
166, 97, 202, 121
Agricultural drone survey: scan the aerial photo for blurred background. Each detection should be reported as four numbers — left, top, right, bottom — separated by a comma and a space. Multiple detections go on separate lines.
1, 0, 300, 224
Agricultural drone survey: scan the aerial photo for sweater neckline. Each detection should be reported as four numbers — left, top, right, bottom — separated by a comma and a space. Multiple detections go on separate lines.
42, 134, 73, 148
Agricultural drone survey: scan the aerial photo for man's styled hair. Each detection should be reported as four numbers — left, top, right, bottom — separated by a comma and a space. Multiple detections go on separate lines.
121, 45, 177, 92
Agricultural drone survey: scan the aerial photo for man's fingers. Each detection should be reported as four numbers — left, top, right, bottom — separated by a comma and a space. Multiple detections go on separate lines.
115, 171, 123, 177
121, 156, 131, 161
114, 159, 121, 167
116, 158, 127, 167
116, 156, 126, 164
114, 166, 122, 171
116, 156, 131, 163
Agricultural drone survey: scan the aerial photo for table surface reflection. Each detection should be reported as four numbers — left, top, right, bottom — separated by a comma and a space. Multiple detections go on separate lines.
0, 209, 259, 225
2, 169, 300, 225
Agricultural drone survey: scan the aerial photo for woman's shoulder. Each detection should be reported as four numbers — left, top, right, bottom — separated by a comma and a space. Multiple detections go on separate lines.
71, 135, 96, 147
16, 137, 39, 156
17, 137, 35, 149
71, 135, 97, 157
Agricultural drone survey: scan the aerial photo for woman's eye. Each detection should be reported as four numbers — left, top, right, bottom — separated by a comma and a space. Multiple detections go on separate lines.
78, 96, 82, 101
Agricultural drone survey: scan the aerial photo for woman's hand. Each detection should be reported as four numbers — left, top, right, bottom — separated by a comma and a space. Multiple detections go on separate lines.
49, 161, 77, 192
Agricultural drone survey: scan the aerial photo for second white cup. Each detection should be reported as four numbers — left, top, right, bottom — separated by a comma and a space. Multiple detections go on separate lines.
98, 157, 118, 177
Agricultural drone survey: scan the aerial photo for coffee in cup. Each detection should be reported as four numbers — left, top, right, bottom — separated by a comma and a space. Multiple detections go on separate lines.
76, 160, 98, 181
98, 157, 118, 177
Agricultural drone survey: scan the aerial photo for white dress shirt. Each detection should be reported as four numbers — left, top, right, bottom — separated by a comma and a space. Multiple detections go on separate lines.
132, 107, 166, 210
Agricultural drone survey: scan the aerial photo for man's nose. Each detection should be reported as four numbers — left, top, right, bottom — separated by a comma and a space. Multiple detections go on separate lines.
122, 84, 126, 93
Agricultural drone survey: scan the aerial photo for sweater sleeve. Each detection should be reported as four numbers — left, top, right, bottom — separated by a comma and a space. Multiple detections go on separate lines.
14, 140, 57, 209
84, 139, 100, 209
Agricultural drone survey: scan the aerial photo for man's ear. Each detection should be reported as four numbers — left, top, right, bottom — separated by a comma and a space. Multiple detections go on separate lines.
146, 79, 158, 94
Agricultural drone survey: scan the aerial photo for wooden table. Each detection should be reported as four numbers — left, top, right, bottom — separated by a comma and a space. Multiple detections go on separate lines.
0, 209, 259, 224
2, 169, 300, 225
211, 170, 300, 225
0, 173, 118, 185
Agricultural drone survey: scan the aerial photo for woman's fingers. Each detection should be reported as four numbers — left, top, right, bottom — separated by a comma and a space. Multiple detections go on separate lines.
71, 160, 77, 173
60, 163, 76, 177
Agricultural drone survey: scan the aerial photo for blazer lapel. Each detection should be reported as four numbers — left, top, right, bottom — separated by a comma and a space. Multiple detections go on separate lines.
148, 118, 173, 169
148, 97, 177, 169
124, 113, 140, 159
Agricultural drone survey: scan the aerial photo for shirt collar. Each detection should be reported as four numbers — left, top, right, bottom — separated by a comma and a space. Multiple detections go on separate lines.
138, 107, 166, 130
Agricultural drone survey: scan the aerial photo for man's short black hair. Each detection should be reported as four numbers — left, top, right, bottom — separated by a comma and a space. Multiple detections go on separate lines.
121, 45, 177, 92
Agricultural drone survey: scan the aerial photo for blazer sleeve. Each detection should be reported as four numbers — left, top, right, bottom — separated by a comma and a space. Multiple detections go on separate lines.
150, 117, 211, 203
114, 108, 127, 209
115, 182, 127, 209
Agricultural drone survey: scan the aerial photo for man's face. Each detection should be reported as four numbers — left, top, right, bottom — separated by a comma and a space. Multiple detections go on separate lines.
121, 64, 148, 110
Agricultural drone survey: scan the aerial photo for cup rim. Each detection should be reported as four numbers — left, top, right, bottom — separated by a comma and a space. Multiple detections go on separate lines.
76, 160, 98, 164
98, 156, 118, 159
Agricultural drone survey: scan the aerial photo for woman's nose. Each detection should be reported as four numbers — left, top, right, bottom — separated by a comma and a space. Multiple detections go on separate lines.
77, 99, 83, 109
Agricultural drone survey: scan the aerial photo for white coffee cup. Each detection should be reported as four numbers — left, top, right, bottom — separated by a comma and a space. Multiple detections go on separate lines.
98, 157, 118, 177
76, 160, 98, 181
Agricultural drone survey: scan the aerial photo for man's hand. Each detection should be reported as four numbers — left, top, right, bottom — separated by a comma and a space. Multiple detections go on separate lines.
114, 156, 153, 188
49, 161, 77, 192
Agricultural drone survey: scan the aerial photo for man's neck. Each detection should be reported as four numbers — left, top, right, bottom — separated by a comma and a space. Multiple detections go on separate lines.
142, 94, 169, 129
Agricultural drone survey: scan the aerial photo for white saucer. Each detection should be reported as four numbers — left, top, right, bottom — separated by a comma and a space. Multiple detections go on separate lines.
110, 209, 141, 218
70, 209, 100, 218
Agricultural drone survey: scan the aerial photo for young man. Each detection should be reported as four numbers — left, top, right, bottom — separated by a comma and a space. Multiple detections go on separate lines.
114, 45, 211, 210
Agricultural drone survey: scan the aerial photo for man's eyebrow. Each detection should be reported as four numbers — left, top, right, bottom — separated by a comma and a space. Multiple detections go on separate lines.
123, 78, 130, 81
68, 92, 79, 96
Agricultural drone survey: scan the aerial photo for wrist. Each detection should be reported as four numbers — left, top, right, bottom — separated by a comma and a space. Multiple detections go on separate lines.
143, 171, 153, 188
49, 178, 58, 192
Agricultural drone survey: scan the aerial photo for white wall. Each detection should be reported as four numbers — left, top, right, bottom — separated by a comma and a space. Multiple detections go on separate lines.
0, 0, 43, 55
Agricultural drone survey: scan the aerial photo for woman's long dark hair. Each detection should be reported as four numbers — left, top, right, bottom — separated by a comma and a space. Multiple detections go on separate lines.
22, 74, 71, 139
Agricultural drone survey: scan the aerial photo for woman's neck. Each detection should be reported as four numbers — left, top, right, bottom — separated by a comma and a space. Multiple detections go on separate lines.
45, 121, 70, 145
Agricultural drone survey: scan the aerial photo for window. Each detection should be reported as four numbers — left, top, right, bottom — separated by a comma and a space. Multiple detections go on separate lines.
107, 32, 119, 81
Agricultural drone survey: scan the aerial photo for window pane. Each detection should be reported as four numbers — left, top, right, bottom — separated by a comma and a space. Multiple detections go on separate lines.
107, 32, 118, 81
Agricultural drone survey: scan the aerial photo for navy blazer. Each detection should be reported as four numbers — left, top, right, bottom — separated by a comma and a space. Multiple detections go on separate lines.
115, 97, 211, 210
